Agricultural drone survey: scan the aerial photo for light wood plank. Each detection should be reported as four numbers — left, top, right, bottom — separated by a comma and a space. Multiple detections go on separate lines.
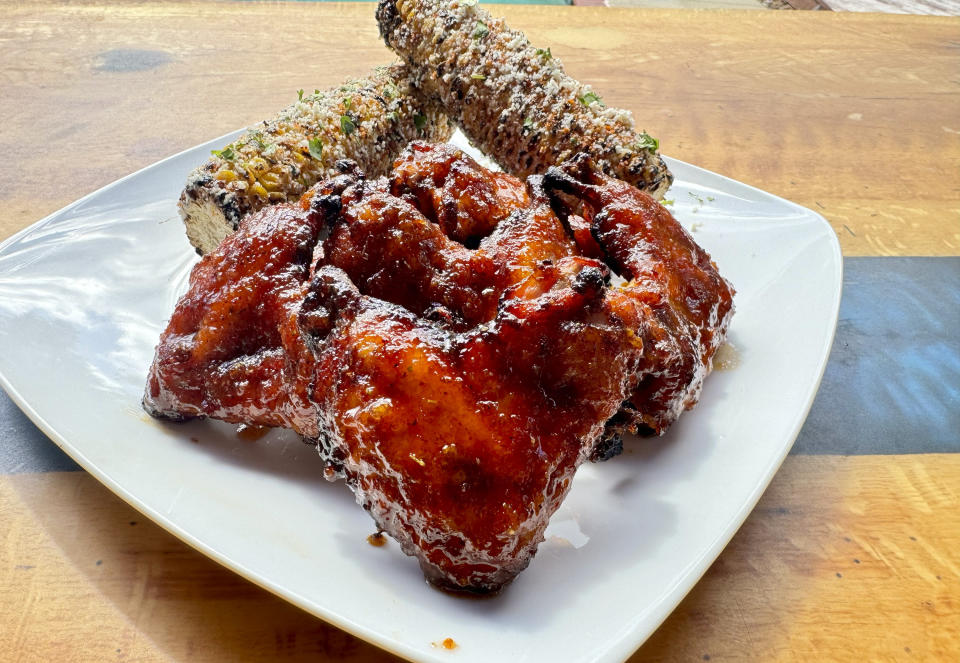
633, 454, 960, 662
2, 455, 957, 662
0, 4, 957, 255
1, 4, 958, 660
0, 470, 401, 663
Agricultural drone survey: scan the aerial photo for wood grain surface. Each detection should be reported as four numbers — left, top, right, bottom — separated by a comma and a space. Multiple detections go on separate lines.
2, 456, 957, 662
0, 3, 957, 256
2, 3, 959, 662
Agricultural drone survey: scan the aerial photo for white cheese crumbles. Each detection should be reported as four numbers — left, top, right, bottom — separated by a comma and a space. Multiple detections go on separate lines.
378, 0, 671, 197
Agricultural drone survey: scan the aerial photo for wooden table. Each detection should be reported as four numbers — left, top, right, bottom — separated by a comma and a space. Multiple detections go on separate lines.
1, 3, 957, 661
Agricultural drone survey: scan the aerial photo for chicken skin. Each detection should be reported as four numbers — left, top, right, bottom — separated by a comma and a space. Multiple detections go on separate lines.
542, 156, 735, 436
144, 142, 733, 592
142, 196, 321, 436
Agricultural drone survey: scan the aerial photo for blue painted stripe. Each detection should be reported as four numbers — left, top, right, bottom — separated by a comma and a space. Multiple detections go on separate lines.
1, 256, 957, 473
792, 257, 960, 454
0, 389, 80, 473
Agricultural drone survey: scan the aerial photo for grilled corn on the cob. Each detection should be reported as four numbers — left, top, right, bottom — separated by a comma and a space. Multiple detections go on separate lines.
179, 63, 453, 254
377, 0, 672, 198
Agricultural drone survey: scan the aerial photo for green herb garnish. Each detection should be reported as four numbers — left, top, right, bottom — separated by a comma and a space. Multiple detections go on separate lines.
577, 91, 603, 107
523, 117, 534, 129
343, 97, 352, 110
535, 47, 552, 60
308, 137, 323, 160
472, 21, 489, 39
297, 89, 304, 102
340, 115, 356, 136
470, 72, 486, 80
635, 131, 659, 152
414, 114, 427, 132
248, 132, 268, 150
211, 146, 236, 160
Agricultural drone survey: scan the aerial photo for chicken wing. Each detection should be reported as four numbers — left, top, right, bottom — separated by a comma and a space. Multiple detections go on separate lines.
542, 155, 735, 435
143, 166, 364, 437
144, 142, 732, 593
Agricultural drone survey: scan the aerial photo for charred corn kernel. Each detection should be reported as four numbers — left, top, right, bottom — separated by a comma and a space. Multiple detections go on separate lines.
178, 63, 453, 254
249, 182, 268, 200
260, 172, 283, 191
377, 0, 672, 198
246, 156, 269, 177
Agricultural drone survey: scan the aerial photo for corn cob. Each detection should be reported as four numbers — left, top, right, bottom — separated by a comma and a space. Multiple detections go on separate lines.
377, 0, 672, 199
179, 63, 453, 254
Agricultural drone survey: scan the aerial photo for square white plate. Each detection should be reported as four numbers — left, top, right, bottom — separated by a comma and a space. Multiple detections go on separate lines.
0, 131, 841, 663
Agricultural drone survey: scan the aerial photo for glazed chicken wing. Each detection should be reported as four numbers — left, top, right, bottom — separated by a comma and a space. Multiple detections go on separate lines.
299, 262, 640, 591
300, 157, 642, 590
144, 142, 732, 592
143, 193, 323, 436
542, 156, 735, 436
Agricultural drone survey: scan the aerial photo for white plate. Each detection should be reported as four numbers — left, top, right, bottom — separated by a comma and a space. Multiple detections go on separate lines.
0, 130, 841, 663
